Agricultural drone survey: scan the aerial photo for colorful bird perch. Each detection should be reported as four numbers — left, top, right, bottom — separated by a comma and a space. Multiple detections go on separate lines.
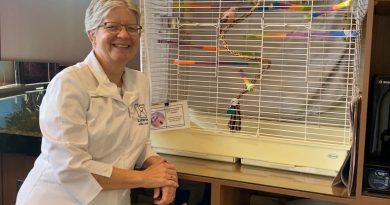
270, 2, 311, 11
173, 1, 312, 11
306, 0, 352, 18
172, 1, 269, 10
245, 31, 357, 39
172, 59, 254, 66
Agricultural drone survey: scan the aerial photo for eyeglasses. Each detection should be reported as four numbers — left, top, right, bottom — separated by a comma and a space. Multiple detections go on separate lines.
98, 22, 142, 35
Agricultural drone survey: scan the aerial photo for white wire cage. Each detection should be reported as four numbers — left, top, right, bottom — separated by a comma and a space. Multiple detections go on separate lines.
142, 0, 367, 175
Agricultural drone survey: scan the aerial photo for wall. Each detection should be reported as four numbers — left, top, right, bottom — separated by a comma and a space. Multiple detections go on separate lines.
0, 0, 140, 68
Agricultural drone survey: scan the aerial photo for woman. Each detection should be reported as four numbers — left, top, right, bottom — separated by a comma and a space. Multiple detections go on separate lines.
16, 0, 178, 204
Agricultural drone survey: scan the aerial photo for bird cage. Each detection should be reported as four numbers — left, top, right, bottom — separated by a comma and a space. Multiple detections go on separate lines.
141, 0, 367, 176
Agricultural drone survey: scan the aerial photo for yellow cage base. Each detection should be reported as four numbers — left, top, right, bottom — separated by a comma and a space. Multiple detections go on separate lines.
152, 130, 350, 177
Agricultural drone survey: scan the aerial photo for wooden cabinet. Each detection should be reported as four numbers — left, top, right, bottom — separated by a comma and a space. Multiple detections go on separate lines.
1, 153, 36, 205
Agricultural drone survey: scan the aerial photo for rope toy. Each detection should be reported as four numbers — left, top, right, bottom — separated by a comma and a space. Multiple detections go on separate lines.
220, 0, 271, 131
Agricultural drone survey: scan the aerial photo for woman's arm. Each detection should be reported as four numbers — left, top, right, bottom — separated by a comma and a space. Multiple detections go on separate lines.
92, 157, 178, 190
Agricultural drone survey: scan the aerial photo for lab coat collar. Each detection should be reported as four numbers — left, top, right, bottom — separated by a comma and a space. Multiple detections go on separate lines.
122, 70, 140, 107
83, 51, 139, 106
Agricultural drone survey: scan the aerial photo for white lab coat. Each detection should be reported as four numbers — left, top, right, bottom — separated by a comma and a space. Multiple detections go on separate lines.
16, 51, 158, 205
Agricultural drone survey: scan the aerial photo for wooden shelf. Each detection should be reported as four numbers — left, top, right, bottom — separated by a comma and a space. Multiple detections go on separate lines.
359, 195, 390, 205
163, 154, 354, 205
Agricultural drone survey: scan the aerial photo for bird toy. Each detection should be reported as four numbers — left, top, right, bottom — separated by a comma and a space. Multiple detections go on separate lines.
220, 0, 272, 131
227, 98, 242, 131
226, 69, 254, 131
221, 7, 238, 24
240, 69, 255, 91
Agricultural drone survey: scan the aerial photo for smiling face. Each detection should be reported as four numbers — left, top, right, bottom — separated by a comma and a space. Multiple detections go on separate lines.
88, 7, 140, 70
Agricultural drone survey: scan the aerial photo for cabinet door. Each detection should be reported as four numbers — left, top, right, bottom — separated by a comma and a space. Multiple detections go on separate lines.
2, 153, 36, 205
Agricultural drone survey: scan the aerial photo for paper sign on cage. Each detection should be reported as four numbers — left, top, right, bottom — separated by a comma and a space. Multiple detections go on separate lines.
151, 101, 190, 131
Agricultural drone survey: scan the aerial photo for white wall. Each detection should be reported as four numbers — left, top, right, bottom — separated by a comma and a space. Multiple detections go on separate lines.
0, 0, 140, 68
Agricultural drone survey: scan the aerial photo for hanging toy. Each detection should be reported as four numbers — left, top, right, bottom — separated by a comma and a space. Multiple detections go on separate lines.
227, 98, 241, 131
221, 7, 238, 24
220, 0, 272, 132
219, 2, 272, 71
240, 69, 254, 91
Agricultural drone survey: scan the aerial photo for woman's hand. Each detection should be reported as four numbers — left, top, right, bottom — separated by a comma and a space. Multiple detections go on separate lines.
141, 160, 178, 188
153, 186, 177, 205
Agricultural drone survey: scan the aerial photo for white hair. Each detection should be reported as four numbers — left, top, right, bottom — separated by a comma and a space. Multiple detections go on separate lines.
84, 0, 139, 34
